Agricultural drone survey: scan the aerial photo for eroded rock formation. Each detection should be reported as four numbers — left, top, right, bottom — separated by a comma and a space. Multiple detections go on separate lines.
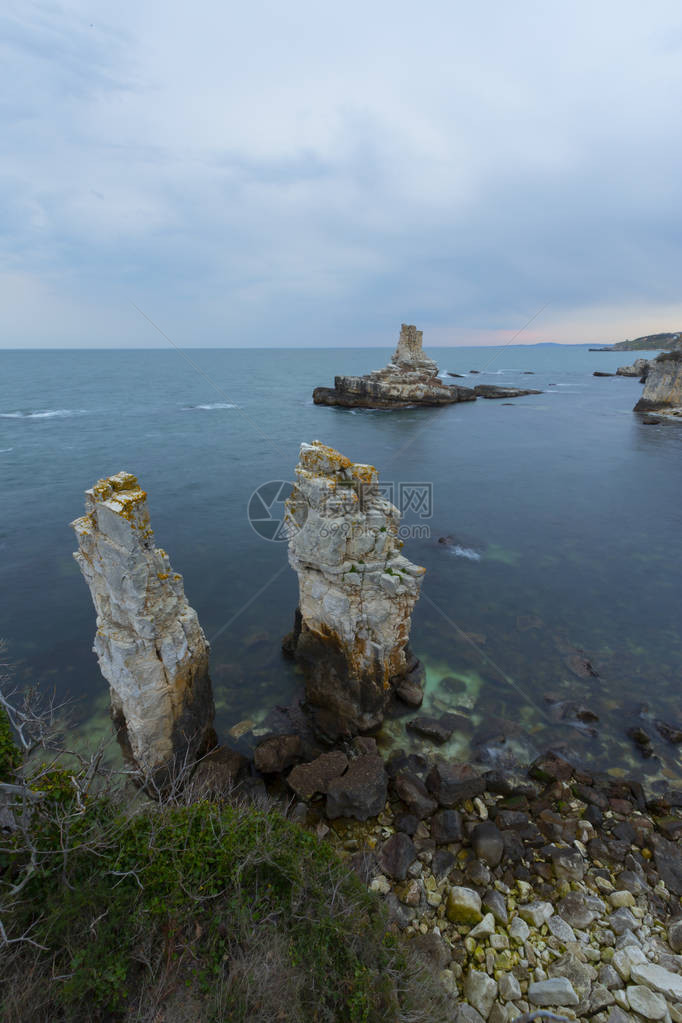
283, 441, 425, 738
72, 472, 216, 781
617, 358, 651, 379
634, 350, 682, 415
313, 324, 474, 408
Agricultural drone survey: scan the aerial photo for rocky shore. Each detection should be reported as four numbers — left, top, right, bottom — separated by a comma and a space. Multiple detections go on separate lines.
230, 738, 682, 1023
65, 462, 680, 1023
594, 351, 682, 419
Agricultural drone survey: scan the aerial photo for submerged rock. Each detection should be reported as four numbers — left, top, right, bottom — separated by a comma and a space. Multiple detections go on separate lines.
313, 324, 475, 408
284, 441, 425, 738
472, 384, 542, 399
72, 472, 216, 783
406, 714, 456, 743
634, 350, 682, 414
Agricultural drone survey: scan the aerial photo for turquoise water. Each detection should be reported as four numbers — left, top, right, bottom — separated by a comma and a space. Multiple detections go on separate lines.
1, 345, 680, 784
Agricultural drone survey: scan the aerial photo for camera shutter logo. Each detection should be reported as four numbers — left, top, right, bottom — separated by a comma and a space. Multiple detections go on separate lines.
247, 481, 307, 541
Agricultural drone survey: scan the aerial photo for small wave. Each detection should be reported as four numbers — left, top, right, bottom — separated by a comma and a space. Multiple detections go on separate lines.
0, 409, 87, 419
0, 447, 13, 453
448, 545, 481, 561
182, 402, 236, 411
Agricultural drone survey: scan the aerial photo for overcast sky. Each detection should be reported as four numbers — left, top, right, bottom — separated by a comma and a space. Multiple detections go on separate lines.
2, 1, 682, 348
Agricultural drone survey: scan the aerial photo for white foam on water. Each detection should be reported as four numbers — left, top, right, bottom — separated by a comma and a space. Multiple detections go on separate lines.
183, 402, 236, 411
0, 409, 87, 419
448, 544, 481, 561
0, 447, 13, 453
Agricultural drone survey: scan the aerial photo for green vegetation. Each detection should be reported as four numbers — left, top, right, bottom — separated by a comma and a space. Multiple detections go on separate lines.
610, 331, 682, 351
1, 758, 448, 1023
0, 707, 21, 781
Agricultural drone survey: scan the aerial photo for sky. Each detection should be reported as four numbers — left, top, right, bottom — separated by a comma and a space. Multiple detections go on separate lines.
2, 1, 682, 348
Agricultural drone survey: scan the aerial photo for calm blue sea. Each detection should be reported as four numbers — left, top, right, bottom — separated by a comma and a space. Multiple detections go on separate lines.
1, 345, 680, 784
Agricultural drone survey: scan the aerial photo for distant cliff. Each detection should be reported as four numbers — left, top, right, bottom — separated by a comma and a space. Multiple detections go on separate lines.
609, 331, 682, 351
634, 349, 682, 413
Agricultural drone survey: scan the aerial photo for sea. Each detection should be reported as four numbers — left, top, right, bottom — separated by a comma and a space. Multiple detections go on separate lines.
1, 345, 681, 788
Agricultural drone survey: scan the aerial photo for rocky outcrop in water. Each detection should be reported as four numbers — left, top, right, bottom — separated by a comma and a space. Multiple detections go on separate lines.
72, 472, 216, 782
472, 385, 542, 399
634, 350, 682, 415
283, 441, 425, 738
313, 324, 473, 408
617, 358, 651, 379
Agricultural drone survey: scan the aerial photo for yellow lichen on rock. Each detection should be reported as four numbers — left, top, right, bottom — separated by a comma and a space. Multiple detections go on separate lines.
285, 441, 425, 738
71, 471, 215, 782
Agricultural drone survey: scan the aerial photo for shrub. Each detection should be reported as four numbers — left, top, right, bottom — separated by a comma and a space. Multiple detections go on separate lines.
1, 792, 450, 1023
0, 706, 21, 781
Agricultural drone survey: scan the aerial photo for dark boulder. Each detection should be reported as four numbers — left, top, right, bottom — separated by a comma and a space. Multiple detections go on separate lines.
378, 832, 417, 881
325, 754, 388, 820
188, 746, 248, 798
395, 661, 426, 708
473, 384, 542, 399
652, 834, 682, 895
655, 720, 682, 744
395, 812, 420, 836
627, 726, 654, 758
430, 810, 463, 844
406, 715, 456, 743
254, 734, 303, 774
432, 849, 456, 878
393, 771, 438, 818
426, 761, 485, 806
528, 751, 574, 783
287, 750, 348, 800
472, 821, 505, 867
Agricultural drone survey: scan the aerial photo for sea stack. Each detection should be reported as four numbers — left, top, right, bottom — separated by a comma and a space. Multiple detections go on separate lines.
283, 441, 426, 739
313, 323, 475, 408
616, 358, 651, 379
634, 350, 682, 415
72, 472, 216, 782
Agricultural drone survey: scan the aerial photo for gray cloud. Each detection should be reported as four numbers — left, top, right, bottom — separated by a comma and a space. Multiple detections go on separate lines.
2, 0, 682, 347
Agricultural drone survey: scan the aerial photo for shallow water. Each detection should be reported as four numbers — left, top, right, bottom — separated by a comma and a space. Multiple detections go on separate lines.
1, 345, 680, 786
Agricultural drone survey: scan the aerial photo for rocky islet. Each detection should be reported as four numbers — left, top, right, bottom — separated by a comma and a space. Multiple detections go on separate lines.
312, 323, 543, 409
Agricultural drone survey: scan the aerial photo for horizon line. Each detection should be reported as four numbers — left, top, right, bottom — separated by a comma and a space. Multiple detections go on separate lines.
0, 341, 614, 352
